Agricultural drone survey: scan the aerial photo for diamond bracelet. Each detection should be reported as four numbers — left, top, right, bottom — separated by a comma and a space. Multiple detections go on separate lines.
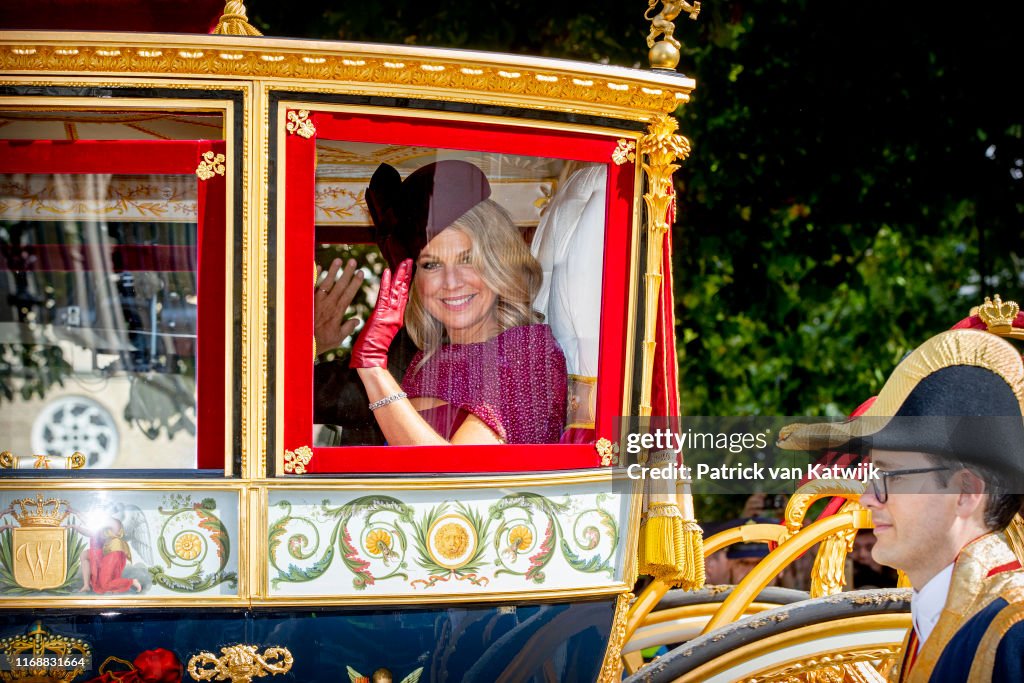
369, 391, 408, 411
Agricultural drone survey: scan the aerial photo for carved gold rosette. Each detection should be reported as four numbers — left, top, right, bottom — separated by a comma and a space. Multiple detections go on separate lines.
282, 446, 313, 475
196, 151, 227, 180
285, 110, 315, 139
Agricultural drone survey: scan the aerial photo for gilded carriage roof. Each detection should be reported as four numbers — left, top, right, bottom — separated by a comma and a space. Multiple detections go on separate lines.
0, 31, 694, 122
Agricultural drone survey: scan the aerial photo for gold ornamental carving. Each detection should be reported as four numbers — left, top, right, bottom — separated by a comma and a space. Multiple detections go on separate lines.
0, 43, 691, 120
8, 495, 72, 591
809, 501, 864, 598
637, 114, 691, 417
285, 110, 316, 139
645, 0, 702, 70
781, 478, 867, 539
596, 591, 634, 683
196, 151, 227, 181
740, 645, 901, 682
975, 294, 1023, 339
595, 438, 619, 466
0, 621, 92, 683
282, 445, 313, 474
612, 139, 636, 166
0, 451, 85, 469
187, 645, 293, 683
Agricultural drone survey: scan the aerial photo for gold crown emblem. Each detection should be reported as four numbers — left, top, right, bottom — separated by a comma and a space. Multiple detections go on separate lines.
9, 496, 70, 528
977, 294, 1020, 331
0, 622, 91, 683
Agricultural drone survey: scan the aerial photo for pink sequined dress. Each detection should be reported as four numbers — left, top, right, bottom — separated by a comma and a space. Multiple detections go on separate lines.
401, 324, 567, 444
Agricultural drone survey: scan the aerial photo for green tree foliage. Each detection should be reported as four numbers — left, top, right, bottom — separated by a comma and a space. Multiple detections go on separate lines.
675, 2, 1023, 417
248, 0, 1022, 419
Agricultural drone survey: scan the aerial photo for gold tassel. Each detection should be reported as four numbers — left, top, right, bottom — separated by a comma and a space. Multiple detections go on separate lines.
678, 518, 706, 591
1005, 513, 1024, 564
212, 1, 263, 36
640, 503, 706, 590
897, 569, 911, 588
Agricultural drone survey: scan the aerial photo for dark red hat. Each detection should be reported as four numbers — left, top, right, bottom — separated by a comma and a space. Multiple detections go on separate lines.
364, 160, 491, 270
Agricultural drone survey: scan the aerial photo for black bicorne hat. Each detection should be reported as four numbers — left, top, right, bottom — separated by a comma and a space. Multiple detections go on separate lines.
778, 329, 1024, 489
364, 160, 491, 271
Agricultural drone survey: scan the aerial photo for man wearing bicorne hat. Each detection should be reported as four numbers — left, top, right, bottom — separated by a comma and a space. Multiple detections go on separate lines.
779, 327, 1024, 682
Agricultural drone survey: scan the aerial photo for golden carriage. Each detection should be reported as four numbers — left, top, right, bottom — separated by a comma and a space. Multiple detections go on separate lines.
1, 1, 1019, 681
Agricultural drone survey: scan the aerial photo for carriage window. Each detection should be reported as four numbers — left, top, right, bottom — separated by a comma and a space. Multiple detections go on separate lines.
0, 111, 228, 471
311, 144, 607, 448
278, 109, 635, 473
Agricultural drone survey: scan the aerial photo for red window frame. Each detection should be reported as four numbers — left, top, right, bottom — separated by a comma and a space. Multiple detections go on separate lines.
283, 112, 636, 473
0, 139, 228, 470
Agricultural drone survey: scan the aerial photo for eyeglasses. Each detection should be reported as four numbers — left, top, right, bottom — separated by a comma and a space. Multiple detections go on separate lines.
870, 467, 950, 503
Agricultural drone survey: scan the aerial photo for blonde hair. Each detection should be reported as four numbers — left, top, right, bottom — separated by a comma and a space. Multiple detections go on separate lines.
405, 199, 542, 362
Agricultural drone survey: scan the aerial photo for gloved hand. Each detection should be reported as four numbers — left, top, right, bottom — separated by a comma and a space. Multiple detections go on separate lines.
350, 258, 412, 369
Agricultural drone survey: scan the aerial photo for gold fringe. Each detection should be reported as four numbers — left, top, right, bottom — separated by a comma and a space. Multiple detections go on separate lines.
637, 519, 647, 574
212, 1, 263, 36
640, 503, 705, 590
1005, 514, 1024, 564
897, 569, 911, 588
679, 518, 706, 590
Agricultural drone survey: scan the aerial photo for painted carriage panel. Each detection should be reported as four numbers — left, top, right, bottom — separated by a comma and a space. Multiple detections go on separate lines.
0, 489, 239, 599
266, 480, 632, 599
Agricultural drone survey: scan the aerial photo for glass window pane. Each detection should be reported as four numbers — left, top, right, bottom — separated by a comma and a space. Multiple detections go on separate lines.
0, 172, 199, 468
312, 142, 607, 447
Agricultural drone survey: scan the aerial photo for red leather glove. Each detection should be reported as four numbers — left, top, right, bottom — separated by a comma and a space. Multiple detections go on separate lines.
350, 258, 412, 369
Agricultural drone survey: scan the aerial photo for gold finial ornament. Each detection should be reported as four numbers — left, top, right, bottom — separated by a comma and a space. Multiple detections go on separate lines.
213, 1, 263, 37
645, 0, 702, 70
187, 645, 292, 683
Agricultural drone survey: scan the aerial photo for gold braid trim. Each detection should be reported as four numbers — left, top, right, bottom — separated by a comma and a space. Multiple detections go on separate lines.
967, 598, 1024, 682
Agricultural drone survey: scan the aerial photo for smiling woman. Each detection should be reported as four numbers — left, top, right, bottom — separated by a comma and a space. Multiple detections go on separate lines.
289, 111, 632, 471
351, 161, 567, 446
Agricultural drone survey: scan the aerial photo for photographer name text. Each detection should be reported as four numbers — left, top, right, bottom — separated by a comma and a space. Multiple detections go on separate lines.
626, 462, 880, 482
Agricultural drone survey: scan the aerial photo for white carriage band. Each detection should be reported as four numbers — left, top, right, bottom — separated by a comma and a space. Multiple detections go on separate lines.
369, 392, 408, 411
